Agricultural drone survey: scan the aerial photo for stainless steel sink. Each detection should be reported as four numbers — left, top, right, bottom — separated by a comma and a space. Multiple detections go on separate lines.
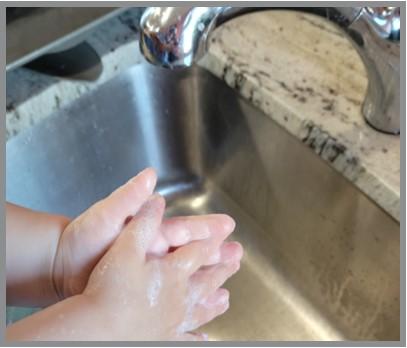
6, 64, 400, 341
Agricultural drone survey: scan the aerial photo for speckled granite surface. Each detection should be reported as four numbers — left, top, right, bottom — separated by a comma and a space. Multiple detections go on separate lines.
199, 11, 400, 221
6, 8, 144, 139
6, 10, 400, 221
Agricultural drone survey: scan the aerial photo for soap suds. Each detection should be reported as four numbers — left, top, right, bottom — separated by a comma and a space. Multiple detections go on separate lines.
147, 261, 162, 307
177, 285, 202, 334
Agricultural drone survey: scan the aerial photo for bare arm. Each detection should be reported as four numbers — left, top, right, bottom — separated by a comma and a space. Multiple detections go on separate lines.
6, 203, 70, 307
6, 295, 98, 341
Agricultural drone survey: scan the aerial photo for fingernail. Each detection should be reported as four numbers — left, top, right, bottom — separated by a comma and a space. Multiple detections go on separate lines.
222, 216, 236, 232
146, 168, 157, 190
221, 241, 244, 264
130, 167, 157, 191
145, 176, 155, 191
202, 333, 209, 341
222, 251, 237, 264
140, 194, 165, 215
147, 193, 163, 203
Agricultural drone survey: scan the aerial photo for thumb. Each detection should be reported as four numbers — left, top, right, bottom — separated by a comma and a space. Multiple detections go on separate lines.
55, 168, 158, 298
92, 167, 157, 233
115, 194, 166, 261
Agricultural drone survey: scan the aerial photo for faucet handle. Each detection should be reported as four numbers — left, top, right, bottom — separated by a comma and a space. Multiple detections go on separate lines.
347, 7, 400, 134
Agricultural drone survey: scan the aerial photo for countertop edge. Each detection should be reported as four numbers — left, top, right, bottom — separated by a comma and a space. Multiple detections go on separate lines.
199, 52, 400, 222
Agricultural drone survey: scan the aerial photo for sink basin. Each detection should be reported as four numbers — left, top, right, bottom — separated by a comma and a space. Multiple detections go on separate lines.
6, 64, 399, 341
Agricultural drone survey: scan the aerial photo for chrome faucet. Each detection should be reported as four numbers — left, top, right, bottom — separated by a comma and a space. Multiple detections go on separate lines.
139, 7, 400, 134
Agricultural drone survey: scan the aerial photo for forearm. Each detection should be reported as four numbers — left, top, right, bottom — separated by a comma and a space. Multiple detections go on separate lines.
6, 203, 70, 307
6, 294, 107, 341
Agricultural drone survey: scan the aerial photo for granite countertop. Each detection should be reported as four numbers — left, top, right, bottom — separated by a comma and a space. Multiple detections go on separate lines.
200, 11, 400, 221
6, 8, 144, 139
6, 10, 400, 221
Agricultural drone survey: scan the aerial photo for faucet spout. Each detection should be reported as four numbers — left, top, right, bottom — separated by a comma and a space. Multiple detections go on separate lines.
139, 7, 361, 69
139, 7, 400, 134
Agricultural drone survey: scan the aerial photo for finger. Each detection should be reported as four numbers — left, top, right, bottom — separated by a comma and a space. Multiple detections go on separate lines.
201, 237, 242, 267
189, 257, 240, 299
189, 288, 230, 331
117, 194, 165, 261
162, 214, 234, 246
147, 232, 168, 257
218, 241, 244, 264
198, 240, 243, 268
149, 214, 235, 257
95, 167, 157, 227
165, 216, 235, 276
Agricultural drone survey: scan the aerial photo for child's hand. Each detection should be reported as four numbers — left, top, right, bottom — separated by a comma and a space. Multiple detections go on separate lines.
83, 195, 242, 341
6, 195, 242, 341
53, 168, 237, 300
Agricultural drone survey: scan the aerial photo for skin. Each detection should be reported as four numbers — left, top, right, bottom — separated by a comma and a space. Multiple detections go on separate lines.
7, 196, 242, 341
6, 203, 69, 306
6, 168, 243, 341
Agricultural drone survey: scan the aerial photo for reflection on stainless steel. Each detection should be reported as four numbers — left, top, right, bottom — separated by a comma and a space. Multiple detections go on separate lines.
364, 7, 400, 40
139, 7, 400, 134
6, 65, 399, 341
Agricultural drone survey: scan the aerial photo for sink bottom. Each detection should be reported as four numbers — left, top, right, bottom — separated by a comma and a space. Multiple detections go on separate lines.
165, 183, 343, 341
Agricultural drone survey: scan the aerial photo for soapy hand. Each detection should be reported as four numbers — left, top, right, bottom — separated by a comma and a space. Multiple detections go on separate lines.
6, 166, 243, 341
83, 195, 242, 340
53, 168, 239, 300
6, 194, 242, 341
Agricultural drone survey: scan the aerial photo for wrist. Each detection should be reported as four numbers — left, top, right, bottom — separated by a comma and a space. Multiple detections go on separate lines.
5, 203, 71, 307
6, 294, 102, 341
